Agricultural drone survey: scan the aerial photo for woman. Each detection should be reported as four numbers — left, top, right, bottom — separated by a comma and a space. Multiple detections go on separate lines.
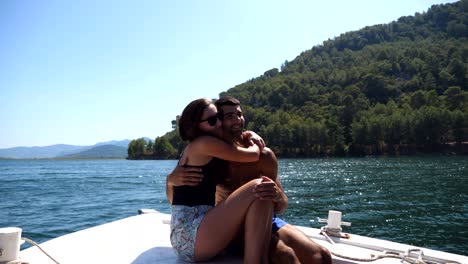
167, 98, 273, 263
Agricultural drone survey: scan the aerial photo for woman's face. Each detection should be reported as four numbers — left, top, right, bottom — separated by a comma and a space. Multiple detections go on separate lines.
198, 104, 222, 137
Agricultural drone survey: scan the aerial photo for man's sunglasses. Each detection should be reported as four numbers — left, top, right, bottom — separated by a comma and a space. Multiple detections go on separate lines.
200, 114, 221, 126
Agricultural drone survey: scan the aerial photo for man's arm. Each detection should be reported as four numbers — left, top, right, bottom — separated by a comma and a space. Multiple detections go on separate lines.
166, 174, 174, 204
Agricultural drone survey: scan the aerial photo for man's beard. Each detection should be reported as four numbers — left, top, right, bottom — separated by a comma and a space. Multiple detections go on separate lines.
229, 124, 243, 138
223, 124, 243, 141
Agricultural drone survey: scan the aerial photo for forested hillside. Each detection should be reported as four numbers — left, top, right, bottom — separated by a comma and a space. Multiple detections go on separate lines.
129, 0, 467, 159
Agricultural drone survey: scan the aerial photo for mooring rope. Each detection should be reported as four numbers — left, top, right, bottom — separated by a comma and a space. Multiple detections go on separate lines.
3, 237, 60, 264
319, 228, 461, 264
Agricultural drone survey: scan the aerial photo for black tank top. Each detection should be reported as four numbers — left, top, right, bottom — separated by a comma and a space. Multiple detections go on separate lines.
172, 158, 228, 206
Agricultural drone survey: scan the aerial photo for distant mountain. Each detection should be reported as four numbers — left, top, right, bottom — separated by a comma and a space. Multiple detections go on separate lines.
0, 139, 132, 159
55, 146, 94, 157
94, 139, 130, 148
0, 144, 87, 159
58, 145, 127, 159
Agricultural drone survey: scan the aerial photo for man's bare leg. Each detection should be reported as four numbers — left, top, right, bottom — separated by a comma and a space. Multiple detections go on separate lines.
269, 233, 300, 264
277, 224, 332, 264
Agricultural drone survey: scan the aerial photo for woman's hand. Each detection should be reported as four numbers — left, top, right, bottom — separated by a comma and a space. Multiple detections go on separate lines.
242, 130, 265, 150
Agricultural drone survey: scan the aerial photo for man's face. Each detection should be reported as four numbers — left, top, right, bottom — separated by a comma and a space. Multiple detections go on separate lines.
220, 104, 244, 138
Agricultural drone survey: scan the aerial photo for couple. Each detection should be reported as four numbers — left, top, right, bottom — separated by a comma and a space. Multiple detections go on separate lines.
166, 96, 331, 263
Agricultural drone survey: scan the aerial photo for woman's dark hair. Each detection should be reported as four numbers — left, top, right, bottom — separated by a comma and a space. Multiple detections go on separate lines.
178, 98, 212, 141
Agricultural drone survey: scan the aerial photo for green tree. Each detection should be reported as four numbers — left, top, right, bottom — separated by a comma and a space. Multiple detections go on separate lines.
127, 138, 147, 159
444, 86, 466, 110
413, 106, 450, 150
451, 110, 466, 144
153, 136, 177, 159
410, 90, 426, 109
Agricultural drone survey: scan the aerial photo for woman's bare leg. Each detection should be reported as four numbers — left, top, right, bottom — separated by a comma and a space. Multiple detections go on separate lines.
244, 198, 273, 264
193, 178, 272, 261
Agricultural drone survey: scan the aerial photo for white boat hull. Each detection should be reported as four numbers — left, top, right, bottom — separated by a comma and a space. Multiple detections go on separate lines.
19, 211, 467, 264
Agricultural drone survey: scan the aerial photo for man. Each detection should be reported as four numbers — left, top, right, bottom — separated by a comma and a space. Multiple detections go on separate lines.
213, 96, 331, 264
167, 96, 331, 263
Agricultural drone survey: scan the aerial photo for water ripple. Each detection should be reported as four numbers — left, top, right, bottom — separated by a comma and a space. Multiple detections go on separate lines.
1, 157, 467, 255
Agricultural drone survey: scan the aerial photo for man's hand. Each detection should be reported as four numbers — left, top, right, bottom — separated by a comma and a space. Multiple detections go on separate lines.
167, 157, 203, 186
242, 130, 265, 150
253, 176, 282, 202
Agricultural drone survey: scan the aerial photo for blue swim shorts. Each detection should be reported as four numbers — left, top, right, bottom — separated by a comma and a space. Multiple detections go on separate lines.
170, 205, 212, 262
272, 216, 287, 233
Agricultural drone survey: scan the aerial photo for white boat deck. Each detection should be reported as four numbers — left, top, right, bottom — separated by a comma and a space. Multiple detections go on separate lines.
19, 211, 468, 264
20, 212, 240, 264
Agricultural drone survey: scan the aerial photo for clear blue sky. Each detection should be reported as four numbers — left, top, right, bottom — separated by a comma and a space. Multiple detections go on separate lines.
0, 0, 457, 148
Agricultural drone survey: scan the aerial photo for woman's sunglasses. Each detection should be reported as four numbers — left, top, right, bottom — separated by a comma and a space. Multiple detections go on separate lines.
200, 115, 220, 126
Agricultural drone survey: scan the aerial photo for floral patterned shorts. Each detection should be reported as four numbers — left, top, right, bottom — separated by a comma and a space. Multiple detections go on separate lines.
170, 205, 212, 262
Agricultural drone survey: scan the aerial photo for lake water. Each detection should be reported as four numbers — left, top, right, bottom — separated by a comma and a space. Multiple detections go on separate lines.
1, 157, 467, 256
